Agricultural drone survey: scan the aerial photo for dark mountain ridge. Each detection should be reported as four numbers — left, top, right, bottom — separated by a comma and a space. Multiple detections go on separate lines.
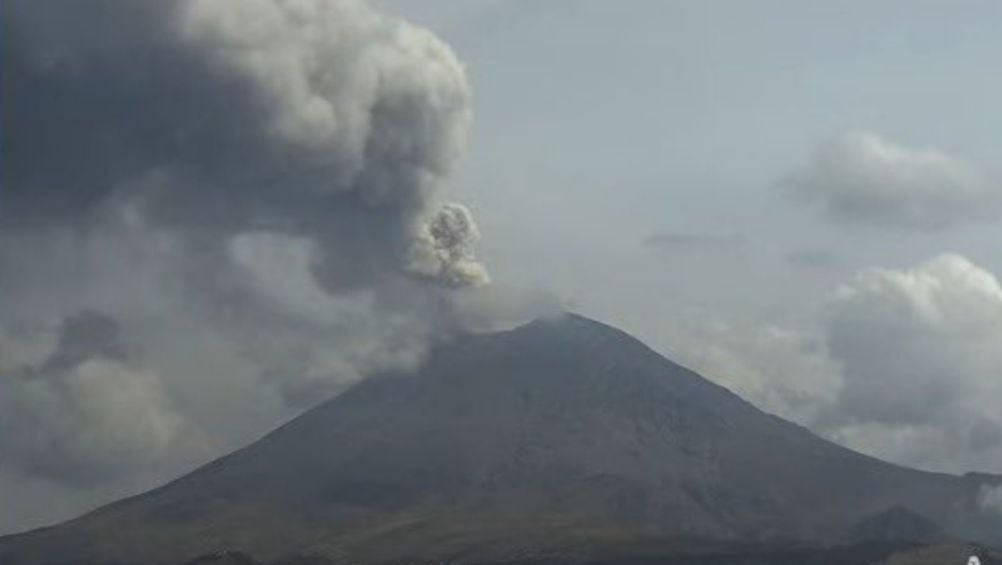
1, 313, 999, 564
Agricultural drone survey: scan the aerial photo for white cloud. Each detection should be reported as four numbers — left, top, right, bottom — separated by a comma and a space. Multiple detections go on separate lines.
785, 132, 1002, 230
673, 254, 1002, 474
662, 317, 841, 425
818, 254, 1002, 471
826, 255, 1002, 421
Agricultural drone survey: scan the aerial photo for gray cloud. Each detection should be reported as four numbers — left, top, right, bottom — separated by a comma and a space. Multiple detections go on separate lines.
643, 232, 746, 253
671, 254, 1002, 474
823, 255, 1002, 427
784, 132, 1002, 230
0, 312, 191, 486
32, 311, 131, 375
664, 317, 841, 426
0, 0, 495, 409
813, 255, 1002, 472
408, 203, 490, 288
823, 255, 1002, 470
1, 0, 487, 289
784, 248, 842, 270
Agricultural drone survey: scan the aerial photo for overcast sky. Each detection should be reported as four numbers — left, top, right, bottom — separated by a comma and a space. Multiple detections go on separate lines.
4, 0, 1002, 535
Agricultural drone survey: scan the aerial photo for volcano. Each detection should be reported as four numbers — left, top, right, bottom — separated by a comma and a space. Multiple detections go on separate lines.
1, 314, 999, 564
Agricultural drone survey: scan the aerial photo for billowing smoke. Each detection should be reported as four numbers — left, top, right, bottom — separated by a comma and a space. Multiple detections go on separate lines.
2, 0, 487, 289
408, 203, 490, 287
0, 312, 191, 485
979, 485, 1002, 516
0, 0, 499, 532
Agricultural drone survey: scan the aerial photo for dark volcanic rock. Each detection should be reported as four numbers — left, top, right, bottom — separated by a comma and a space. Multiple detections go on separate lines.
185, 551, 264, 565
849, 506, 944, 544
1, 314, 999, 565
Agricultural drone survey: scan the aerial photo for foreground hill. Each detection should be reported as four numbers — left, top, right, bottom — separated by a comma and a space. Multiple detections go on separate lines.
1, 314, 1000, 564
180, 543, 1002, 565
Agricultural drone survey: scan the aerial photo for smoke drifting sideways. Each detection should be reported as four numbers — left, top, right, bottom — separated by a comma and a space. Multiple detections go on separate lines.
0, 312, 186, 486
0, 0, 531, 523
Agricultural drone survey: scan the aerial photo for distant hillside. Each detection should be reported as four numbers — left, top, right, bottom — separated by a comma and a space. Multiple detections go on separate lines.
849, 506, 945, 544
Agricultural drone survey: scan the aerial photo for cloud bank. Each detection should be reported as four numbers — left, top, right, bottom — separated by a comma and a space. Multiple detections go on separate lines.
673, 254, 1002, 474
784, 132, 1002, 230
2, 0, 487, 289
820, 254, 1002, 470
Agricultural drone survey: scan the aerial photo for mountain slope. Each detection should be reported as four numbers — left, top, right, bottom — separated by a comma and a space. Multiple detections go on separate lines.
0, 314, 997, 564
848, 506, 945, 544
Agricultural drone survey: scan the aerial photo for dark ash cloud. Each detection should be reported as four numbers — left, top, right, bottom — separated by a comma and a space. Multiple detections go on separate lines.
0, 0, 522, 532
1, 0, 488, 289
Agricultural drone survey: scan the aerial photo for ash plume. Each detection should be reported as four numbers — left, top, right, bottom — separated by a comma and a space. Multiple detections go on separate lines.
0, 311, 187, 486
0, 0, 503, 530
1, 0, 488, 289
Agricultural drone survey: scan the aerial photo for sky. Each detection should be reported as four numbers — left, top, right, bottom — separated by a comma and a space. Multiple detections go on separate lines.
380, 0, 1002, 471
4, 0, 1002, 535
